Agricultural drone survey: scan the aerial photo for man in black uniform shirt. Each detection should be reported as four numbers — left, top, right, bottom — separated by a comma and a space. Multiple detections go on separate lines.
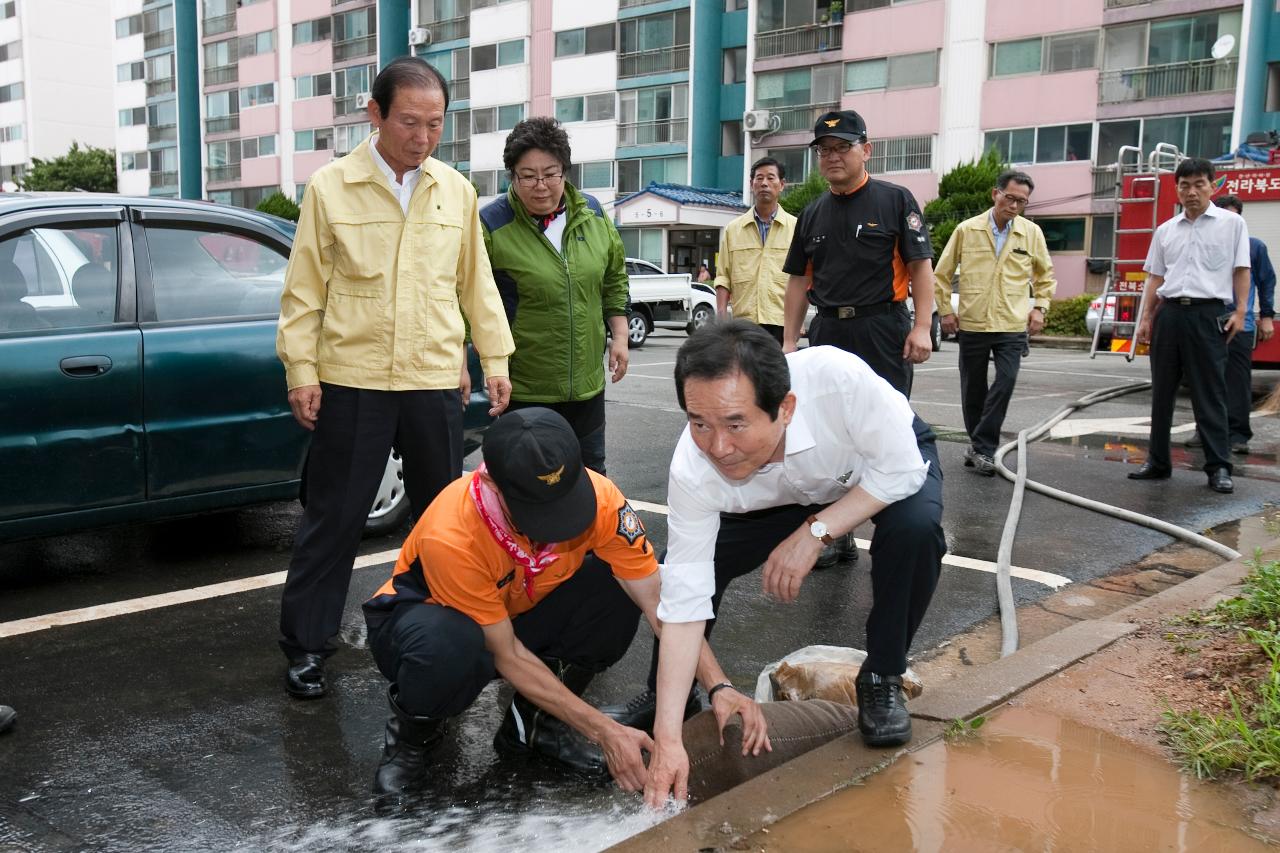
781, 110, 937, 398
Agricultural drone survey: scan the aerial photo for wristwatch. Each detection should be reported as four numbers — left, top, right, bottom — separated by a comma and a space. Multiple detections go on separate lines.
807, 515, 833, 545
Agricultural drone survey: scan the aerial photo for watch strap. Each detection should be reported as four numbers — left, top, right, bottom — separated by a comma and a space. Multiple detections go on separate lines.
806, 514, 834, 546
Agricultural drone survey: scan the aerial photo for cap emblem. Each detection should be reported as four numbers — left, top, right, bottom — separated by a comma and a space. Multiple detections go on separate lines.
537, 465, 565, 485
824, 119, 840, 128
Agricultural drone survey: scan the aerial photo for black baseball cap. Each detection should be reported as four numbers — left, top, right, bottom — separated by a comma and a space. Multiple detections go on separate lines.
482, 407, 597, 543
813, 110, 867, 143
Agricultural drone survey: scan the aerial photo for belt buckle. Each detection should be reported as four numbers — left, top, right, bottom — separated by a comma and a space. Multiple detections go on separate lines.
837, 306, 856, 319
1176, 297, 1192, 305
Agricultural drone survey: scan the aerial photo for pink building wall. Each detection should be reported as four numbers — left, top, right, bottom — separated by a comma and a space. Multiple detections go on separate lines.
241, 105, 280, 136
242, 155, 282, 186
293, 96, 334, 130
982, 70, 1099, 129
1053, 256, 1087, 298
293, 43, 335, 76
530, 0, 552, 116
844, 86, 942, 137
984, 0, 1102, 40
294, 150, 334, 183
887, 171, 939, 206
291, 0, 332, 22
240, 54, 278, 87
842, 0, 944, 58
1020, 161, 1094, 215
237, 0, 276, 34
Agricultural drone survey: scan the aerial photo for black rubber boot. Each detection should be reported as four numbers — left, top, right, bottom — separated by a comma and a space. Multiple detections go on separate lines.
855, 671, 911, 747
599, 685, 703, 733
371, 686, 446, 811
492, 657, 609, 776
0, 705, 15, 734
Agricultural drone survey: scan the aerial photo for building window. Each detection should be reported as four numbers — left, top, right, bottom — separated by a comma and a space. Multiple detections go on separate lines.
472, 39, 525, 71
334, 64, 374, 99
1096, 112, 1232, 162
205, 38, 237, 68
554, 93, 614, 124
0, 41, 20, 63
470, 169, 512, 196
618, 84, 689, 146
0, 123, 20, 143
620, 9, 690, 53
845, 50, 939, 92
722, 121, 743, 157
991, 30, 1098, 78
867, 135, 933, 173
206, 90, 239, 118
293, 17, 332, 45
295, 73, 333, 100
985, 123, 1092, 164
237, 30, 275, 58
726, 0, 748, 10
1090, 215, 1115, 258
119, 107, 146, 127
242, 135, 277, 159
148, 100, 178, 127
143, 5, 173, 34
121, 151, 149, 171
471, 103, 525, 134
147, 53, 173, 81
334, 7, 376, 42
0, 2, 15, 20
295, 127, 335, 152
567, 161, 614, 190
115, 14, 142, 38
1037, 218, 1086, 252
617, 156, 687, 194
554, 24, 614, 58
117, 60, 145, 82
618, 227, 664, 266
723, 47, 747, 85
425, 47, 469, 93
0, 82, 24, 103
755, 65, 841, 132
335, 122, 371, 155
239, 83, 275, 109
848, 0, 917, 10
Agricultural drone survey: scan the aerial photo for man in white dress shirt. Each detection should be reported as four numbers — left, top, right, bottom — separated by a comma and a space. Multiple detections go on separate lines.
639, 319, 945, 807
1129, 157, 1250, 494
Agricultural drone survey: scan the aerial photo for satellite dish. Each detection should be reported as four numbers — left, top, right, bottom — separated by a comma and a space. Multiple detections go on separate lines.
1211, 34, 1235, 60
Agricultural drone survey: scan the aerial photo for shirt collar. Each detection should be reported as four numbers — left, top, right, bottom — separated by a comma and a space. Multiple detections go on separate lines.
1175, 203, 1222, 225
367, 133, 422, 188
989, 210, 1013, 236
753, 205, 779, 226
782, 404, 816, 457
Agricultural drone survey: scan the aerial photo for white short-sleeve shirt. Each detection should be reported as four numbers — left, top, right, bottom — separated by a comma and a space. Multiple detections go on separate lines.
1143, 203, 1251, 301
658, 346, 930, 624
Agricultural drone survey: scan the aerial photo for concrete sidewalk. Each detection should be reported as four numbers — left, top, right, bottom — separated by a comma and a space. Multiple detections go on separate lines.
608, 529, 1280, 852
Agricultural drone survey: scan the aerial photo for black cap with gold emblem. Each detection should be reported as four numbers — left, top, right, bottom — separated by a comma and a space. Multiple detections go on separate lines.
482, 407, 597, 543
813, 109, 867, 143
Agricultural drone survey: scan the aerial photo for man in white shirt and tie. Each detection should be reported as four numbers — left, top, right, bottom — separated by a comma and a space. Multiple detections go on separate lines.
637, 319, 945, 807
1130, 158, 1250, 494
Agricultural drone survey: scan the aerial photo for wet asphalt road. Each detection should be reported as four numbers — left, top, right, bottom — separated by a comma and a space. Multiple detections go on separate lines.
1, 334, 1277, 852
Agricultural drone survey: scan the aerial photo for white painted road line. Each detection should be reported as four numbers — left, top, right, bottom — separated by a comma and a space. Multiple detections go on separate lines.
0, 548, 401, 640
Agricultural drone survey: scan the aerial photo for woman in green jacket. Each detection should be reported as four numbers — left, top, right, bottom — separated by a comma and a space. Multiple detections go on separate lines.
480, 117, 630, 473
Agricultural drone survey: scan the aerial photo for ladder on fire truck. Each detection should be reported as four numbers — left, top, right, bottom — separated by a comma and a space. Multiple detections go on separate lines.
1089, 143, 1184, 360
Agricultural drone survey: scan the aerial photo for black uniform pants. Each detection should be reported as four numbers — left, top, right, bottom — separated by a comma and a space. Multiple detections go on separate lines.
1147, 302, 1231, 474
367, 555, 641, 718
508, 391, 607, 474
279, 383, 463, 659
646, 416, 945, 686
808, 305, 913, 398
1226, 329, 1256, 445
958, 331, 1026, 458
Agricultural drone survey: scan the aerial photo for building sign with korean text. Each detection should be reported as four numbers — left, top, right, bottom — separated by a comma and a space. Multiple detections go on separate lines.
1213, 168, 1280, 201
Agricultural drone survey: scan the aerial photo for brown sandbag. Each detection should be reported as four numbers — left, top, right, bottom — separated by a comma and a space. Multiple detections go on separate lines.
769, 660, 924, 703
684, 699, 858, 803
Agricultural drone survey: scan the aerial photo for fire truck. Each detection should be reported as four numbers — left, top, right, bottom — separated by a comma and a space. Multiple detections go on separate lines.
1091, 143, 1280, 369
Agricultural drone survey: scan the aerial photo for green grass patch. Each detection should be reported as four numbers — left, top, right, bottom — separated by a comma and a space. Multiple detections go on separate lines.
1159, 559, 1280, 781
944, 715, 986, 742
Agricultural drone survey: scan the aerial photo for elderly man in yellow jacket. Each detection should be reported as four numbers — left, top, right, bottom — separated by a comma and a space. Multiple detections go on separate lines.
934, 170, 1056, 476
275, 57, 515, 699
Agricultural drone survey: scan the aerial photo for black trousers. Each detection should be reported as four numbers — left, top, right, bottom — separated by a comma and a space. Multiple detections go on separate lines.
1147, 302, 1231, 474
279, 383, 463, 659
508, 391, 607, 474
958, 331, 1026, 457
367, 555, 641, 718
808, 304, 913, 398
647, 416, 945, 686
1226, 329, 1256, 444
758, 323, 784, 346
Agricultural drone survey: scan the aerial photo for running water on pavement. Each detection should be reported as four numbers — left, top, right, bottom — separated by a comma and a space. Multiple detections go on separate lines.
752, 706, 1273, 851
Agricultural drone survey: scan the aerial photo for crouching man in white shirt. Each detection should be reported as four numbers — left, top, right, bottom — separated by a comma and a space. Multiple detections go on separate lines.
640, 319, 945, 807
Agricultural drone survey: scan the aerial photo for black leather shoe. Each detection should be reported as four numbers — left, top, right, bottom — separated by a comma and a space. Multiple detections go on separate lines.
855, 671, 911, 747
1231, 442, 1250, 455
285, 653, 327, 699
1208, 468, 1234, 494
0, 705, 15, 734
1127, 462, 1171, 481
599, 685, 703, 733
493, 692, 608, 776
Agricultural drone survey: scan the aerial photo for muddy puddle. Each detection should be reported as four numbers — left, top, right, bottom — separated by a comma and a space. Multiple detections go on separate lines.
752, 707, 1272, 852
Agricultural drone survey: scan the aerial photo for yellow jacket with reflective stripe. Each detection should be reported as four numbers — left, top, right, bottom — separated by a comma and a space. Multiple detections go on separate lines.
933, 211, 1056, 333
277, 137, 513, 391
714, 205, 796, 327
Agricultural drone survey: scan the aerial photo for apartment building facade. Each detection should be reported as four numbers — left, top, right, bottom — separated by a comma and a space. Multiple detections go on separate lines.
0, 0, 115, 190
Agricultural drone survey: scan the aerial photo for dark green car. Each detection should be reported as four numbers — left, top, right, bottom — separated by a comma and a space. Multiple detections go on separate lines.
0, 194, 491, 542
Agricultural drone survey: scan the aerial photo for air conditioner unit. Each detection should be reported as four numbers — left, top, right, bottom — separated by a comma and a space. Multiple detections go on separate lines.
408, 27, 432, 47
355, 92, 372, 109
743, 110, 772, 132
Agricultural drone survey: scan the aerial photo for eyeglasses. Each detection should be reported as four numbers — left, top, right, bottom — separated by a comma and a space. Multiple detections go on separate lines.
997, 190, 1029, 206
515, 173, 564, 188
810, 142, 856, 159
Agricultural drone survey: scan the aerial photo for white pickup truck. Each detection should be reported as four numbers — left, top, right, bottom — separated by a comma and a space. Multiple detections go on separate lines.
624, 257, 715, 347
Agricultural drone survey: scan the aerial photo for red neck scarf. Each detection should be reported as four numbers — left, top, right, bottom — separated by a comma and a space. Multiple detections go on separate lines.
469, 465, 559, 601
537, 199, 567, 232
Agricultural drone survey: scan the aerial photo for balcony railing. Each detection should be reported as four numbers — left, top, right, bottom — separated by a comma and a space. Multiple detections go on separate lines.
619, 0, 668, 7
450, 77, 470, 101
417, 14, 468, 43
144, 30, 174, 51
205, 115, 240, 134
149, 170, 178, 188
1098, 57, 1238, 104
206, 163, 241, 184
204, 65, 237, 86
768, 102, 839, 134
618, 118, 689, 147
1092, 166, 1118, 199
203, 12, 236, 36
867, 135, 933, 173
333, 35, 377, 62
149, 125, 177, 142
334, 95, 365, 117
434, 140, 470, 164
618, 45, 690, 79
147, 78, 175, 98
755, 22, 843, 60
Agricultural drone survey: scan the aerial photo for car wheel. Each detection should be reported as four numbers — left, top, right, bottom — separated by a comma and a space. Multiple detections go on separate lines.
931, 312, 942, 352
627, 310, 649, 347
364, 449, 411, 537
686, 304, 714, 335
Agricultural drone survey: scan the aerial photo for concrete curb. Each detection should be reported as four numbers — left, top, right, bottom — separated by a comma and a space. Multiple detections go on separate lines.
608, 538, 1280, 852
1029, 335, 1093, 351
